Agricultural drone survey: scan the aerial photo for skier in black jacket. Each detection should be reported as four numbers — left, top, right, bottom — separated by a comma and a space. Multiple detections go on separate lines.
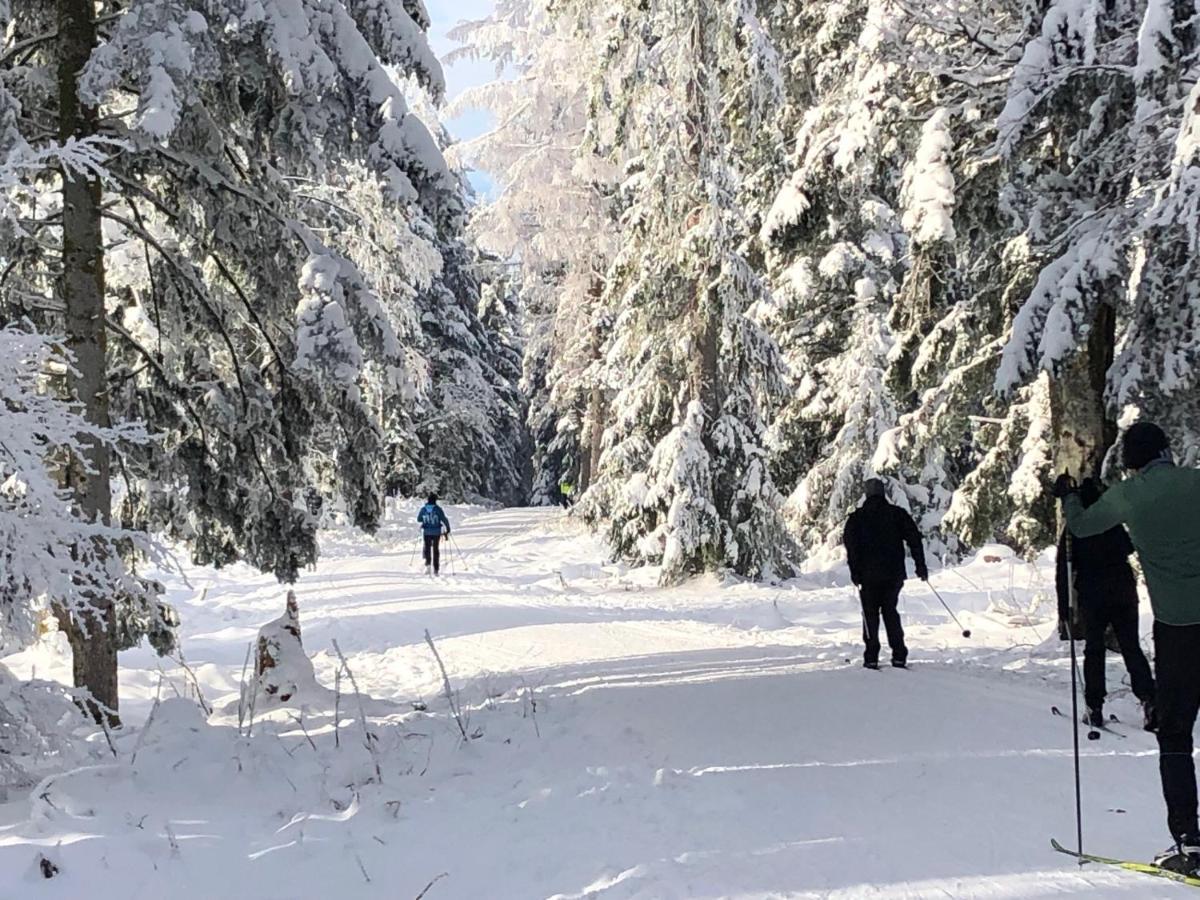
843, 478, 928, 669
1055, 477, 1156, 730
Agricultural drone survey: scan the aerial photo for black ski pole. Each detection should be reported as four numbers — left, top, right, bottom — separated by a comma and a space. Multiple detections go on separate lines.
927, 584, 971, 638
1067, 540, 1084, 861
1062, 490, 1094, 864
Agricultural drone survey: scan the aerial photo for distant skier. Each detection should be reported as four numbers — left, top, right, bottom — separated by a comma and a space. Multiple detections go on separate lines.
1055, 422, 1200, 874
558, 479, 575, 510
842, 478, 928, 669
1055, 477, 1155, 731
417, 494, 451, 576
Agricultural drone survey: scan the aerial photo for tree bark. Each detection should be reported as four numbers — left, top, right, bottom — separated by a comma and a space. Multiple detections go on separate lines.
581, 385, 606, 493
1050, 302, 1118, 484
579, 275, 606, 493
58, 0, 118, 723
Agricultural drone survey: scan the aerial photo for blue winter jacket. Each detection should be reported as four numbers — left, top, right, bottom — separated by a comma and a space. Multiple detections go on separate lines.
417, 503, 450, 537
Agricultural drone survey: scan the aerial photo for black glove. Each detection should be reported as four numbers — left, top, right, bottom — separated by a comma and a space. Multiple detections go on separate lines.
915, 564, 929, 582
1051, 473, 1077, 499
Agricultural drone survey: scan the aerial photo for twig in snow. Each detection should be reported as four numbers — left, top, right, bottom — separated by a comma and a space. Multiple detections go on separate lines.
355, 853, 372, 884
414, 873, 449, 899
97, 710, 118, 759
520, 677, 541, 739
165, 822, 180, 857
172, 641, 212, 715
420, 734, 434, 777
424, 630, 469, 742
334, 664, 342, 750
155, 663, 183, 700
131, 675, 165, 766
287, 712, 319, 753
331, 639, 383, 783
245, 645, 259, 737
237, 641, 253, 735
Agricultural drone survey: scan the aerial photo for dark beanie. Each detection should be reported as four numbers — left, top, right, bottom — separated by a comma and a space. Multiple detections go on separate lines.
864, 478, 886, 498
428, 493, 438, 504
1121, 422, 1169, 470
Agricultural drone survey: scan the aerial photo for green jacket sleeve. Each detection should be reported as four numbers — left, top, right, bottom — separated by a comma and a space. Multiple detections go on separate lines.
1064, 483, 1130, 538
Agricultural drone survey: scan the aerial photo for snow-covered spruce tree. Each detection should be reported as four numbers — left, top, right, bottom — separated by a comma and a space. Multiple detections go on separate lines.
759, 0, 939, 555
0, 1, 166, 715
557, 1, 796, 581
2, 0, 463, 712
0, 326, 175, 666
759, 0, 1061, 559
446, 0, 617, 504
0, 130, 176, 720
402, 90, 530, 505
858, 0, 1051, 557
994, 0, 1200, 475
411, 237, 530, 505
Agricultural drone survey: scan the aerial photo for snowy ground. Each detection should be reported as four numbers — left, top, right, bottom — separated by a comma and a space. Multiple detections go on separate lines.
0, 504, 1188, 898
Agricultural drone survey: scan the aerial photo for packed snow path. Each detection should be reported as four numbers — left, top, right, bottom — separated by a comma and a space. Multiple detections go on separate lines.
0, 506, 1188, 897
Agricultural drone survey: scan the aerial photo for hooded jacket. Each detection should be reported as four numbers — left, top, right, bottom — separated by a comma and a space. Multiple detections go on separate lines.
843, 496, 927, 585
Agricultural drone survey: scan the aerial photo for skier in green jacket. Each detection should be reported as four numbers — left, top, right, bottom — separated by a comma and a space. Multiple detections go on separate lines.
1054, 422, 1200, 875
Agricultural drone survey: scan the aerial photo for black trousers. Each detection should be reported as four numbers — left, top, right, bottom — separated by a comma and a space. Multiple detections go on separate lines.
1156, 622, 1200, 842
1083, 598, 1155, 711
423, 534, 442, 573
860, 580, 907, 666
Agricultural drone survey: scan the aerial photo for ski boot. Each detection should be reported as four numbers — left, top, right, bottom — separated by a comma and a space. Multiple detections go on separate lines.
1155, 837, 1200, 875
1084, 707, 1105, 728
863, 660, 880, 670
891, 659, 908, 669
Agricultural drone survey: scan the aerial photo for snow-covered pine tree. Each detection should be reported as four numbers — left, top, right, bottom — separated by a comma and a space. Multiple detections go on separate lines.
445, 0, 616, 504
994, 0, 1200, 474
1, 0, 468, 712
411, 237, 530, 505
0, 124, 176, 720
858, 0, 1049, 556
0, 325, 175, 661
759, 0, 1058, 558
402, 88, 530, 505
759, 0, 927, 554
560, 1, 796, 581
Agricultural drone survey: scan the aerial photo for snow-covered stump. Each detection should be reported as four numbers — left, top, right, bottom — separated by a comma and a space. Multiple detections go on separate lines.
254, 591, 319, 705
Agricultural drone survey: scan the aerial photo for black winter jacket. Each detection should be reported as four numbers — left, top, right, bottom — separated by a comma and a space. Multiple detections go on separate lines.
842, 496, 927, 585
1056, 523, 1138, 621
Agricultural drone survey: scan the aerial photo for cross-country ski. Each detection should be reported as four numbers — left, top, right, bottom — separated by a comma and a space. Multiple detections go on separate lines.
1052, 839, 1200, 890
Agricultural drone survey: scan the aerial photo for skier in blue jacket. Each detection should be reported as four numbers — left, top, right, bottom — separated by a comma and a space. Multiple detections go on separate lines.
417, 494, 451, 575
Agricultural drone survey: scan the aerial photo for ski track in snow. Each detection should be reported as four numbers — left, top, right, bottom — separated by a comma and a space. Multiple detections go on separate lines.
0, 505, 1188, 898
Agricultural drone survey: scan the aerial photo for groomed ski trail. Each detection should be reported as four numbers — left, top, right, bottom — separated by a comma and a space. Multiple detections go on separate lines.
0, 505, 1187, 898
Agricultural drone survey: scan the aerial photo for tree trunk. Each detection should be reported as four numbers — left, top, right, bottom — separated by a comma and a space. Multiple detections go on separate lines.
58, 0, 118, 724
684, 9, 721, 420
1050, 302, 1118, 484
579, 275, 606, 493
582, 385, 606, 493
